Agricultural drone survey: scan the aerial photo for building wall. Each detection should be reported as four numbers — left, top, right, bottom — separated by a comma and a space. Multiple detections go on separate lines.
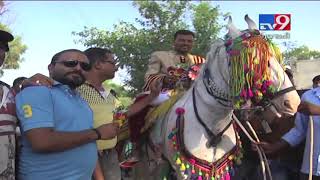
292, 59, 320, 89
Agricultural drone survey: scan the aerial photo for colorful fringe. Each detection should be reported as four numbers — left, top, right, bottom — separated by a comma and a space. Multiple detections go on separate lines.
167, 108, 243, 180
225, 30, 283, 108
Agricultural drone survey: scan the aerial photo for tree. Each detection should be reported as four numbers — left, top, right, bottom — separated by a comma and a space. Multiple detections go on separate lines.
0, 24, 27, 76
283, 45, 320, 61
0, 1, 28, 76
103, 80, 130, 97
103, 80, 132, 107
73, 1, 223, 96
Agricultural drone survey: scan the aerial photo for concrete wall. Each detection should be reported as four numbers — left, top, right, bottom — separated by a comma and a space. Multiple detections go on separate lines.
292, 59, 320, 89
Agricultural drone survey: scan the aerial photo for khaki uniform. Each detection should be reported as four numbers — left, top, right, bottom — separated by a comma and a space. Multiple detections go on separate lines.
142, 50, 205, 91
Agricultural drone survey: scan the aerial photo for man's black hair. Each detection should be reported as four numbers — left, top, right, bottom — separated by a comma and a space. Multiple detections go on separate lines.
12, 76, 27, 87
50, 49, 84, 64
84, 47, 112, 65
312, 75, 320, 83
174, 30, 195, 40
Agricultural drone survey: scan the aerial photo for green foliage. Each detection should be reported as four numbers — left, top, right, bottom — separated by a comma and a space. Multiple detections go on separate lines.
103, 80, 130, 97
283, 45, 320, 61
191, 2, 221, 56
118, 97, 133, 108
103, 80, 132, 108
0, 24, 27, 76
73, 1, 223, 96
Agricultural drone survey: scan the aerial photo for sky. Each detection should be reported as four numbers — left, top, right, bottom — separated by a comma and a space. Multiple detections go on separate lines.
1, 1, 320, 86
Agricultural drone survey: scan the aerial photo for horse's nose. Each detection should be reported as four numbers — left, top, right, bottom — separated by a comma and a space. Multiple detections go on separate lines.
270, 105, 282, 118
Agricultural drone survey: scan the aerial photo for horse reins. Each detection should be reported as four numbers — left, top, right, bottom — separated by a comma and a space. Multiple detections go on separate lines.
192, 87, 232, 147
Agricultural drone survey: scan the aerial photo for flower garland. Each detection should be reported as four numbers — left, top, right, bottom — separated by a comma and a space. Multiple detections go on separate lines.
168, 107, 243, 180
167, 64, 202, 82
113, 106, 127, 127
225, 30, 283, 108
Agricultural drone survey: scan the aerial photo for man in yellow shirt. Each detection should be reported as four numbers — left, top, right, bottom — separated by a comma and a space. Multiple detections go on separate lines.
81, 48, 161, 180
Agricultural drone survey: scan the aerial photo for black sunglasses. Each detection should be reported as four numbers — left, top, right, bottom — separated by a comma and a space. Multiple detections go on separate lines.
54, 60, 91, 71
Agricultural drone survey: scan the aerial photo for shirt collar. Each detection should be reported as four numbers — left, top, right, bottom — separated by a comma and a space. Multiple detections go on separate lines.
312, 87, 320, 98
52, 80, 80, 96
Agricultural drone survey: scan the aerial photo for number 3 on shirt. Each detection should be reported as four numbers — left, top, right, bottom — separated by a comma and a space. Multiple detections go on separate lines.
22, 104, 33, 118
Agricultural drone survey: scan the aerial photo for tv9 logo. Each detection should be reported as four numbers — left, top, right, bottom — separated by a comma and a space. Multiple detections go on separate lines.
259, 14, 291, 31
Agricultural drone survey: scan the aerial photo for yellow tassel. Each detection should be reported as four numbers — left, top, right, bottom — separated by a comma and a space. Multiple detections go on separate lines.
180, 163, 186, 171
176, 158, 182, 165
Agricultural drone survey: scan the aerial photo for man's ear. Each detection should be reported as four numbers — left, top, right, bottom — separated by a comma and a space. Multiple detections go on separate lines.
48, 64, 54, 76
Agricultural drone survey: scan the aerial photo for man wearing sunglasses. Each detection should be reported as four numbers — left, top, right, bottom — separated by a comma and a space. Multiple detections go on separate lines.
0, 29, 17, 180
15, 49, 119, 180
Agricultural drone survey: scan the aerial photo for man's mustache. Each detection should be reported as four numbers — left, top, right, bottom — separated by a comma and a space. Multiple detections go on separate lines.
65, 71, 84, 78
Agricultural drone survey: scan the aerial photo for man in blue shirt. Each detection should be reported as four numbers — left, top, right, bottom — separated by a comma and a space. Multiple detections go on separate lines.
15, 49, 119, 180
257, 87, 320, 180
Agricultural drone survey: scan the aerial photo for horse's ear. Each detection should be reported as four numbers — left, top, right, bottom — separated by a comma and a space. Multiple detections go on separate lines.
226, 16, 241, 39
245, 14, 257, 30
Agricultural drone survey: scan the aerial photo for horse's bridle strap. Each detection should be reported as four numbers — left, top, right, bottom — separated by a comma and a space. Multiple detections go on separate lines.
175, 109, 239, 171
271, 86, 296, 99
203, 68, 230, 103
192, 87, 232, 147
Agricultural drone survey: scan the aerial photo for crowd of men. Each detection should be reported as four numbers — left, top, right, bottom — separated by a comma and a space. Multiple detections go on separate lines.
1, 27, 320, 180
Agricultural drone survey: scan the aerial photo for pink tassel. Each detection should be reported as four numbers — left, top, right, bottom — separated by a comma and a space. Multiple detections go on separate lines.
225, 172, 231, 180
240, 89, 247, 99
198, 176, 203, 180
248, 89, 253, 98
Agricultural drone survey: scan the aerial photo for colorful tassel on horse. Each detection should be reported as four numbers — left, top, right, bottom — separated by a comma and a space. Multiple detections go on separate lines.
180, 163, 186, 171
224, 172, 231, 180
176, 158, 182, 165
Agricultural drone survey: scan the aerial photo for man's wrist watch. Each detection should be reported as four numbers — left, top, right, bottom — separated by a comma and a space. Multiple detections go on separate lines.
92, 128, 101, 140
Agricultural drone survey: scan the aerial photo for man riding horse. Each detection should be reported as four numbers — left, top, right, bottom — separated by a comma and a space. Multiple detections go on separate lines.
127, 30, 205, 163
130, 15, 300, 180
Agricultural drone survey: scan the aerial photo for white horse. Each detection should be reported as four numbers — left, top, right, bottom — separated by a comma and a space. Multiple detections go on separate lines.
133, 15, 300, 180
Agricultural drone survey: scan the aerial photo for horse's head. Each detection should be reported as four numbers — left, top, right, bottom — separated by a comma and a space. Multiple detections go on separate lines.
199, 15, 300, 123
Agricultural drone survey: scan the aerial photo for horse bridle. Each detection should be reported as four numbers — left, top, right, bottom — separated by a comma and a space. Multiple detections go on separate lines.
195, 64, 296, 147
192, 87, 232, 148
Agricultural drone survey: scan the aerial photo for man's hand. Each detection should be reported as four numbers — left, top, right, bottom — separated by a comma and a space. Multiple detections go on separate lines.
96, 123, 119, 140
150, 79, 162, 98
298, 101, 320, 115
22, 73, 54, 88
252, 139, 289, 155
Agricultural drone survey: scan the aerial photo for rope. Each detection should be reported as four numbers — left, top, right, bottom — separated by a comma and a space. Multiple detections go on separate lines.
232, 114, 272, 180
246, 121, 272, 180
309, 116, 314, 180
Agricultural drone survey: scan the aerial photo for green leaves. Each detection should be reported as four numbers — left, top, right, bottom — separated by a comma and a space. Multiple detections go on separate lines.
284, 45, 320, 61
73, 1, 222, 97
0, 23, 27, 75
